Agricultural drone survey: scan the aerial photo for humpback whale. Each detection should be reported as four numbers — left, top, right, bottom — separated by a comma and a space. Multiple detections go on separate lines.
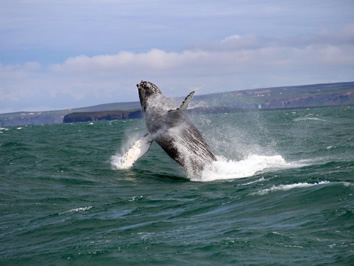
120, 81, 216, 177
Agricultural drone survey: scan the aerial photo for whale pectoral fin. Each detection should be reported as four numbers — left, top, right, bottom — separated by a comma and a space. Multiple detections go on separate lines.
168, 91, 195, 112
119, 133, 153, 168
178, 90, 195, 111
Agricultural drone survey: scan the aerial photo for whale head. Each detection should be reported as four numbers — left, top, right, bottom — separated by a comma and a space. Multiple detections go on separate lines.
137, 81, 162, 111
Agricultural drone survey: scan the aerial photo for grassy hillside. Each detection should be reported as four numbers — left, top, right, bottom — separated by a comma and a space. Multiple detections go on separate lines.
193, 82, 354, 109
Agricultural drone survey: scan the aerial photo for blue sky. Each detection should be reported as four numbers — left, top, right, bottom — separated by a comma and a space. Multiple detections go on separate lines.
1, 0, 354, 113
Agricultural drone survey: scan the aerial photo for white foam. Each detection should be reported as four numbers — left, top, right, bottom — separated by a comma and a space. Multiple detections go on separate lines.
252, 181, 330, 195
242, 177, 266, 185
59, 206, 93, 215
111, 154, 127, 169
0, 127, 9, 134
294, 116, 326, 122
194, 154, 292, 182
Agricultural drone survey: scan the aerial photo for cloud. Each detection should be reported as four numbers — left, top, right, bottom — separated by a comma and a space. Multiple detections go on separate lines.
50, 49, 210, 74
51, 25, 354, 75
1, 0, 353, 67
1, 25, 354, 113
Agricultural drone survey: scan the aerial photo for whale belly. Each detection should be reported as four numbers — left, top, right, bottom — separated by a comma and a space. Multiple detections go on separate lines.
155, 120, 216, 176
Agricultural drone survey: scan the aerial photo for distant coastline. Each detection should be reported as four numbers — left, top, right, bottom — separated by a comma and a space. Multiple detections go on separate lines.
63, 104, 354, 124
63, 110, 143, 123
1, 81, 353, 126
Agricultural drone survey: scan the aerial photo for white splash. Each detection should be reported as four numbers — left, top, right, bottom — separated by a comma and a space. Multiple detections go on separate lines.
0, 127, 9, 133
194, 154, 292, 182
294, 115, 326, 122
111, 154, 128, 169
59, 206, 93, 215
242, 177, 266, 185
252, 181, 330, 195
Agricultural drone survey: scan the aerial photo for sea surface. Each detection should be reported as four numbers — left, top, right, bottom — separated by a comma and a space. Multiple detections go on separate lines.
0, 106, 353, 265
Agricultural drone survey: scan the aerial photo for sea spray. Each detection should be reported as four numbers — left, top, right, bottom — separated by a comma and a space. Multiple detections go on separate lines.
185, 112, 285, 181
193, 112, 278, 161
195, 154, 291, 182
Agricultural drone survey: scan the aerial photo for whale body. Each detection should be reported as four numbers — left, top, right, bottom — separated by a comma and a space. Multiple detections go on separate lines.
120, 81, 216, 177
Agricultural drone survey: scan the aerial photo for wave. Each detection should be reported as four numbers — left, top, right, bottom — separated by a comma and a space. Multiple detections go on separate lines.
251, 181, 330, 195
59, 206, 93, 215
0, 127, 9, 133
195, 154, 295, 182
294, 115, 326, 122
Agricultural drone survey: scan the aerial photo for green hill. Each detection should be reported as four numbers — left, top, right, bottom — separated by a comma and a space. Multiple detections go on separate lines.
194, 82, 354, 109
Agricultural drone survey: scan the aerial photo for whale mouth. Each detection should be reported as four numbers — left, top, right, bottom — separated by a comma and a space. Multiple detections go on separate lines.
137, 82, 147, 109
137, 85, 145, 106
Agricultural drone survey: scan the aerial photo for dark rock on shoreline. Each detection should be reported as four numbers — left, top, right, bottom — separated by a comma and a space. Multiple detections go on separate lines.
63, 110, 143, 123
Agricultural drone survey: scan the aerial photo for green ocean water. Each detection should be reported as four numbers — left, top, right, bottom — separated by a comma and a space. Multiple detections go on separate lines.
0, 106, 353, 265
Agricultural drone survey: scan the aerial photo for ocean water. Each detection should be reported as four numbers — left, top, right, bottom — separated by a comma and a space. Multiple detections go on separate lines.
0, 106, 353, 265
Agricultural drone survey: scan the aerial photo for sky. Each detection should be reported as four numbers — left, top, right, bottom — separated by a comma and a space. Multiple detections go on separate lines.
1, 0, 354, 113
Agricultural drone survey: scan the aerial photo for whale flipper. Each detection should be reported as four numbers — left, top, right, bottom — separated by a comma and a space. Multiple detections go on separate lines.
120, 133, 153, 168
178, 91, 195, 111
168, 91, 195, 113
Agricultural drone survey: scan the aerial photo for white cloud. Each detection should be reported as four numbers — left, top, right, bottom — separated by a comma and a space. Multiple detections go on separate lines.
50, 26, 354, 75
1, 25, 354, 113
50, 49, 211, 74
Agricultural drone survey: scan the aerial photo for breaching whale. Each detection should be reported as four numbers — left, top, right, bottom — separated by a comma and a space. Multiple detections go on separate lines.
120, 81, 216, 177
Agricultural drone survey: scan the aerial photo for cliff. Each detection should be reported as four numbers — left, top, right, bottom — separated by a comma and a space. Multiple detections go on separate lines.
63, 110, 143, 123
